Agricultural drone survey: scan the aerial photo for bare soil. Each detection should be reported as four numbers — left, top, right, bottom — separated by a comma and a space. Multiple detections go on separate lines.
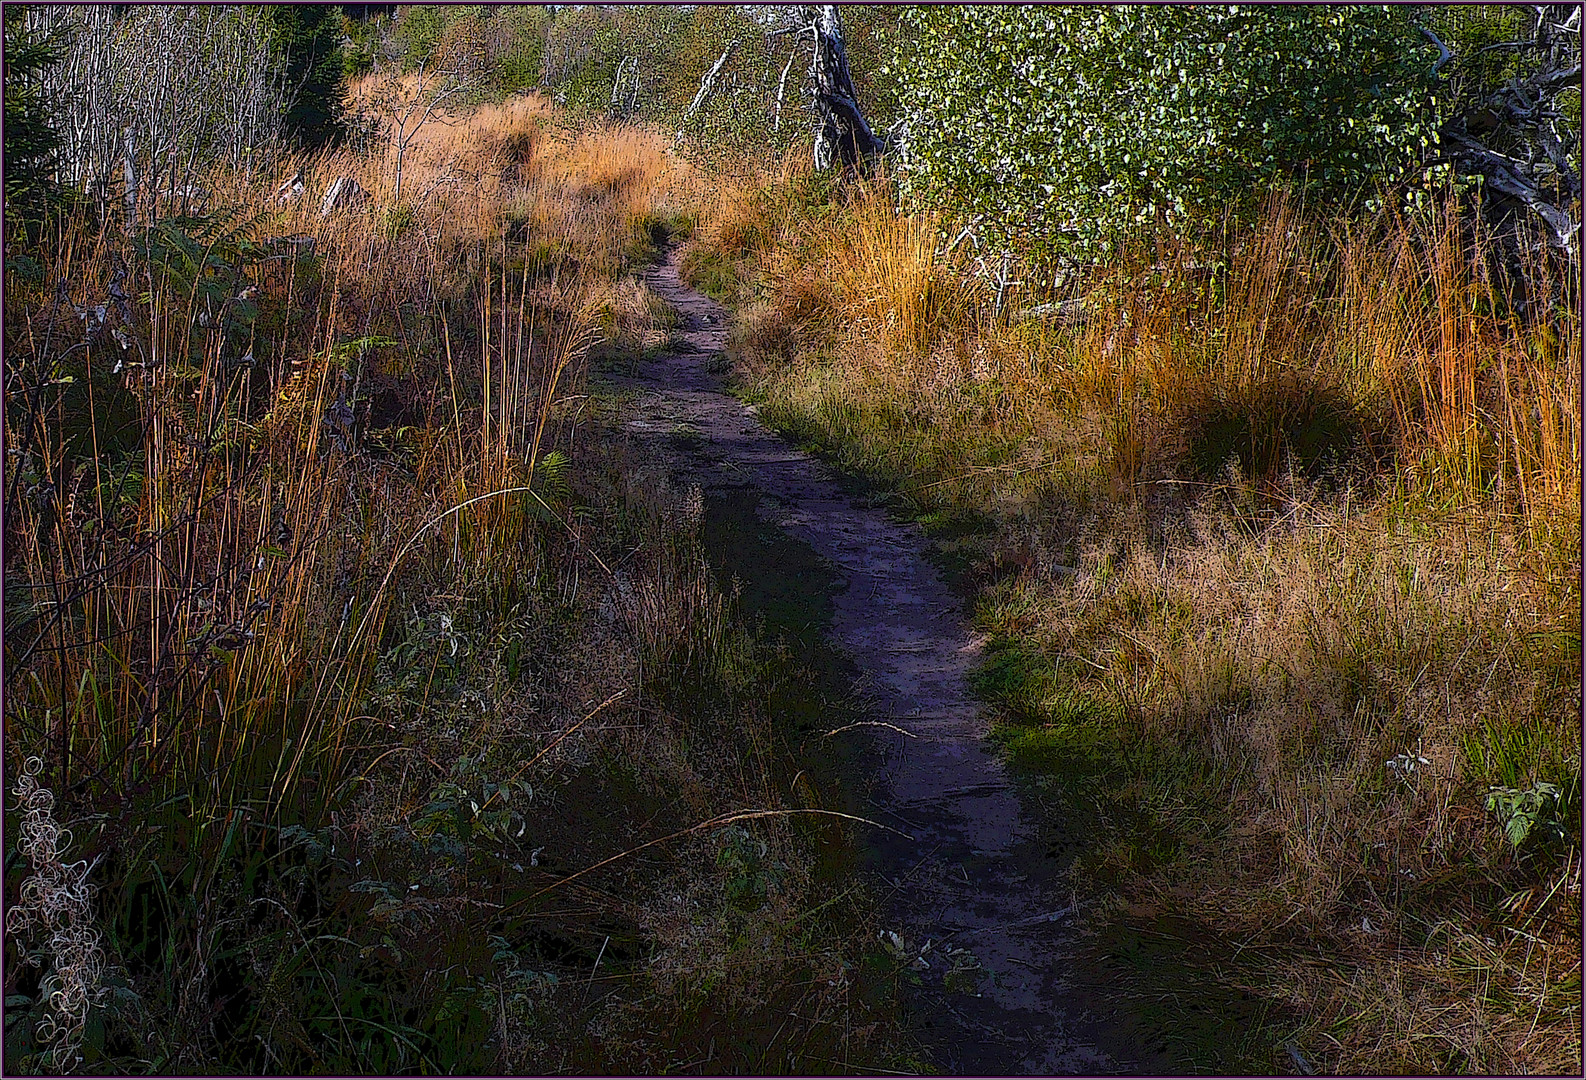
605, 247, 1173, 1074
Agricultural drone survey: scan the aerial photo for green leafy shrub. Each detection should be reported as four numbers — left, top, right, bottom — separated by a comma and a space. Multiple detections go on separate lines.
893, 5, 1440, 261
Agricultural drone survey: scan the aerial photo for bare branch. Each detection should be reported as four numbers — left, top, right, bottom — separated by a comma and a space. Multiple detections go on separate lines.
1421, 25, 1452, 73
679, 37, 741, 136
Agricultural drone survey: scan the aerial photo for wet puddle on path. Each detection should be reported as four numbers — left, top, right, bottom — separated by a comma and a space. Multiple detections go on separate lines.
598, 247, 1275, 1075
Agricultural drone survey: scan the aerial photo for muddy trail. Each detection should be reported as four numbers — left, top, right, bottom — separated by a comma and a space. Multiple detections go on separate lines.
601, 247, 1222, 1075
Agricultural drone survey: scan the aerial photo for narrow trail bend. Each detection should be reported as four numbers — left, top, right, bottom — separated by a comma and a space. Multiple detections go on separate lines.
613, 247, 1134, 1075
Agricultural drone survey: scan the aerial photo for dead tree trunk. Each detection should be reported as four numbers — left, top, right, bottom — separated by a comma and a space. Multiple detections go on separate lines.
802, 5, 880, 172
1429, 3, 1582, 260
677, 38, 740, 140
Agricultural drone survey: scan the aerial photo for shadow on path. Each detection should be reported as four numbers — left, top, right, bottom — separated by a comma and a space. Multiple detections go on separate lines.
601, 246, 1212, 1075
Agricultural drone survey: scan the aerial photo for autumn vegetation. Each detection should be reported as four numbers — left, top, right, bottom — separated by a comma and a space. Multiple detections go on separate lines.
3, 9, 913, 1073
4, 4, 1579, 1076
684, 161, 1579, 1073
676, 7, 1578, 1073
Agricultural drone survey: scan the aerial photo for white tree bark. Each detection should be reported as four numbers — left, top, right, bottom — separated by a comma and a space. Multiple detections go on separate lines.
802, 5, 880, 172
121, 126, 136, 233
677, 37, 741, 139
610, 55, 636, 116
773, 47, 799, 133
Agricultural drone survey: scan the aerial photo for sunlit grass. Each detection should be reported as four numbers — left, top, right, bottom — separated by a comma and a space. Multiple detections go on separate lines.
686, 167, 1582, 1074
4, 91, 915, 1074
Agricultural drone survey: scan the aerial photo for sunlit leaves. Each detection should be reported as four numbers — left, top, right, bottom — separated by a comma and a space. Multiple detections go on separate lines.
893, 5, 1441, 262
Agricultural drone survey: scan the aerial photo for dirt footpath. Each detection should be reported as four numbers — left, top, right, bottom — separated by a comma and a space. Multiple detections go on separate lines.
610, 246, 1141, 1074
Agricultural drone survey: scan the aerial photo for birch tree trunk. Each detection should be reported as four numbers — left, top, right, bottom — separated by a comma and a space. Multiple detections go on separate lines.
802, 5, 880, 172
677, 37, 740, 140
122, 125, 136, 233
773, 47, 798, 133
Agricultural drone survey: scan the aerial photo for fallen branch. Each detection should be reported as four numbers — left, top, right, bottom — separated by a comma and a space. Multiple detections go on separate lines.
935, 905, 1075, 944
477, 689, 630, 816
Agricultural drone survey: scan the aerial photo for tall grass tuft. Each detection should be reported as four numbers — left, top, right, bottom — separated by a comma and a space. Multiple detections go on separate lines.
1337, 202, 1580, 538
2, 93, 717, 1071
685, 170, 1581, 1074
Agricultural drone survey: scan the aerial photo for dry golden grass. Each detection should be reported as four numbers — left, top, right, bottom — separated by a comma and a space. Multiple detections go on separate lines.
6, 91, 919, 1073
6, 86, 673, 1038
698, 177, 1577, 529
685, 169, 1581, 1074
